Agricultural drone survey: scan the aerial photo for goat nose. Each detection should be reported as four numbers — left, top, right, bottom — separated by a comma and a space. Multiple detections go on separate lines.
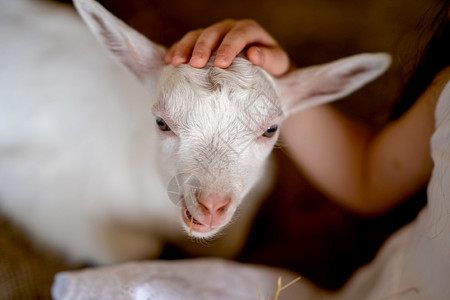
197, 194, 231, 215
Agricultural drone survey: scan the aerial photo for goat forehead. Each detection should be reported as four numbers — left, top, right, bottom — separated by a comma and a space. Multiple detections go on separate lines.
155, 60, 282, 134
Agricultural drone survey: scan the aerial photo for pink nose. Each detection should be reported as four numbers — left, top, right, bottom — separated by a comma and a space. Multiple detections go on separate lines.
197, 193, 231, 216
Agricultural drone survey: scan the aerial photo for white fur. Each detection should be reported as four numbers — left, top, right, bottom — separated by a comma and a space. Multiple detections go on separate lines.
0, 0, 391, 264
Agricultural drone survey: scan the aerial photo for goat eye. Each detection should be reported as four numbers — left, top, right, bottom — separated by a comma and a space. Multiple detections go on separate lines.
262, 124, 278, 138
156, 117, 171, 131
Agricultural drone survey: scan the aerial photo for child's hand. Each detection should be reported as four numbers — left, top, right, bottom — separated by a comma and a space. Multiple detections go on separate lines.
164, 19, 290, 76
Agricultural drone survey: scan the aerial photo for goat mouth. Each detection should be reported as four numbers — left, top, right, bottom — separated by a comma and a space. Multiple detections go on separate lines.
185, 209, 202, 225
182, 208, 214, 234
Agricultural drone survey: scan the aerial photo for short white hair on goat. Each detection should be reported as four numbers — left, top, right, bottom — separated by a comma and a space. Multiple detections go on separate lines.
150, 55, 284, 243
0, 0, 390, 264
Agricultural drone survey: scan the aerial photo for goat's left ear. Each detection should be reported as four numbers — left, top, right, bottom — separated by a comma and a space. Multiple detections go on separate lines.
276, 53, 391, 116
74, 0, 166, 88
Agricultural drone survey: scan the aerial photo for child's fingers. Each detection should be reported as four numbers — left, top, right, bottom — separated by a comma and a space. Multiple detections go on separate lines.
166, 19, 290, 76
214, 19, 279, 68
189, 19, 236, 68
165, 29, 203, 66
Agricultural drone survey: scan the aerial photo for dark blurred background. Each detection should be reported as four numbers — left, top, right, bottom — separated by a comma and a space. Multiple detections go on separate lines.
1, 0, 433, 298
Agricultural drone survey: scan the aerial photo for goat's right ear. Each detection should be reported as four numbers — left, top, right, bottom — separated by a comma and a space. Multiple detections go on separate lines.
73, 0, 166, 87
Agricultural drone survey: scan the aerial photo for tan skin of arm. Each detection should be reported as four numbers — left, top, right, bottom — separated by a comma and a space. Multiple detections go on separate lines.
166, 19, 450, 215
282, 67, 450, 214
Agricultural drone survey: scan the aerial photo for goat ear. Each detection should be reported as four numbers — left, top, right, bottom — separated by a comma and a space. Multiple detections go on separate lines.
74, 0, 166, 87
276, 53, 391, 116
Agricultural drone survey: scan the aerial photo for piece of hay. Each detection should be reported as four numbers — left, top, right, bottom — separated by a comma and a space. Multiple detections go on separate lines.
257, 276, 302, 300
274, 277, 283, 300
256, 283, 263, 300
274, 276, 302, 300
188, 215, 194, 236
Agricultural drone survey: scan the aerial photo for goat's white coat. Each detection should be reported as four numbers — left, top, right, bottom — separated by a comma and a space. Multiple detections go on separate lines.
0, 0, 391, 264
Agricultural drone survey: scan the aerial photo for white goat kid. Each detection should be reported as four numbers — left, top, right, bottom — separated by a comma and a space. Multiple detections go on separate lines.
0, 0, 390, 264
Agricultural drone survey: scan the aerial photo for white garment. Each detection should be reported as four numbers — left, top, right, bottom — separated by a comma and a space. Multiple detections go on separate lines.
52, 258, 319, 300
52, 81, 450, 300
325, 80, 450, 300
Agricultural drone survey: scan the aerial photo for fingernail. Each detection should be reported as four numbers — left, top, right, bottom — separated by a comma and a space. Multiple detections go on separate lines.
172, 56, 185, 66
214, 54, 229, 68
190, 51, 206, 68
253, 47, 263, 66
190, 56, 205, 68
